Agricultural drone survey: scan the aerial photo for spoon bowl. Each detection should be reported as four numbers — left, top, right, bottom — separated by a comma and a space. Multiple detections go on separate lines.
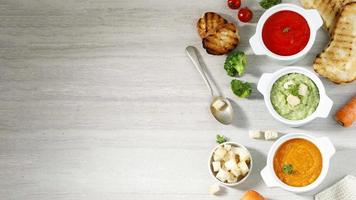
185, 46, 234, 125
210, 96, 234, 125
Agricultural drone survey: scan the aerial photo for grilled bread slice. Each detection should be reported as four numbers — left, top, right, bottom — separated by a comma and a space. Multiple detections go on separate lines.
202, 23, 239, 55
299, 0, 355, 33
197, 12, 227, 39
196, 12, 240, 55
313, 2, 356, 83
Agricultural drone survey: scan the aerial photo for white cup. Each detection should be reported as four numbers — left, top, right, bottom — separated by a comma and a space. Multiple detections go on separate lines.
208, 142, 253, 186
249, 4, 323, 65
257, 67, 333, 127
261, 133, 335, 193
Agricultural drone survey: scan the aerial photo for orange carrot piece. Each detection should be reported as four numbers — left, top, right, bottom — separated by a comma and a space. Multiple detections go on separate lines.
335, 96, 356, 127
241, 190, 265, 200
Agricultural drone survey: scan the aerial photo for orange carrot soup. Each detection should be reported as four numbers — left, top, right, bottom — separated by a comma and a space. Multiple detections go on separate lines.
273, 138, 322, 187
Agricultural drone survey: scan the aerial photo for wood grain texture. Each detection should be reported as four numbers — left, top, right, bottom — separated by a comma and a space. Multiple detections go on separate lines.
0, 0, 355, 199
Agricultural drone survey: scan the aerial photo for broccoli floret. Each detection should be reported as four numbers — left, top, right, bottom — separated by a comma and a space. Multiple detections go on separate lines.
231, 79, 252, 98
259, 0, 281, 9
224, 51, 247, 77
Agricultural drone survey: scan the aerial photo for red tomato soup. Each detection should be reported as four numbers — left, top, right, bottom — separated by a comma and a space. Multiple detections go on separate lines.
262, 10, 310, 56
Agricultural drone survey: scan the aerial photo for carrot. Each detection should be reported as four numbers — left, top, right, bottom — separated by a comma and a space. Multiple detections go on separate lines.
335, 96, 356, 127
241, 190, 265, 200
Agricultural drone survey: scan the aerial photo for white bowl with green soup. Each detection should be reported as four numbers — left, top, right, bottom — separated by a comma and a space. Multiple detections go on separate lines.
257, 67, 333, 127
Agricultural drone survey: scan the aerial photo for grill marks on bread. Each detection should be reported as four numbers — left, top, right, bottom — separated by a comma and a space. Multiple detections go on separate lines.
300, 0, 355, 33
313, 2, 356, 83
202, 23, 239, 55
197, 12, 239, 55
197, 12, 227, 39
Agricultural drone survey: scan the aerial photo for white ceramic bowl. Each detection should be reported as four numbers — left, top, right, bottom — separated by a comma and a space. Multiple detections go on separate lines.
260, 133, 335, 193
257, 67, 333, 127
249, 4, 323, 65
208, 142, 253, 186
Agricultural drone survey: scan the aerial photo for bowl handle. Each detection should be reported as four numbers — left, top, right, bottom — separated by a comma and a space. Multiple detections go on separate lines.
317, 94, 333, 118
260, 166, 278, 187
305, 9, 323, 29
317, 137, 336, 159
249, 34, 265, 55
257, 73, 273, 96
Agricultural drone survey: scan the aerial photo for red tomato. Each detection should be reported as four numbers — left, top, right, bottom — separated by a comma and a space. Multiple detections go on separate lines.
238, 7, 253, 22
227, 0, 241, 9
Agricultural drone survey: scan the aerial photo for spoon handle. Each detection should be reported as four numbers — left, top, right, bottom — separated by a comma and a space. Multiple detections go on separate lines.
185, 46, 214, 96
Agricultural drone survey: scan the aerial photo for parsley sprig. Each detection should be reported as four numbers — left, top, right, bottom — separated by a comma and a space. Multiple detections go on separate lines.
216, 135, 227, 144
283, 164, 293, 175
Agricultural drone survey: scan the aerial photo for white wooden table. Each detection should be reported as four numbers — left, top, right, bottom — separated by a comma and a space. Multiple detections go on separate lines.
0, 0, 355, 199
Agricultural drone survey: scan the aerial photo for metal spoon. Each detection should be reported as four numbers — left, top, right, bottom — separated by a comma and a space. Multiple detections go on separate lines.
185, 46, 234, 125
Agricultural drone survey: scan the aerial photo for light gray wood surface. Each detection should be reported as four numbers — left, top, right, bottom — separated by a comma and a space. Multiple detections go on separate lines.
0, 0, 355, 199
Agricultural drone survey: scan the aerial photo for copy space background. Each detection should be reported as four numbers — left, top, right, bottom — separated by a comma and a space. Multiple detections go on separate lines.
0, 0, 355, 199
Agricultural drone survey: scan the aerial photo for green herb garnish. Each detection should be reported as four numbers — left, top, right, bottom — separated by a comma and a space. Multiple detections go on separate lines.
288, 84, 299, 97
259, 0, 282, 9
216, 135, 227, 144
283, 164, 293, 174
283, 27, 290, 33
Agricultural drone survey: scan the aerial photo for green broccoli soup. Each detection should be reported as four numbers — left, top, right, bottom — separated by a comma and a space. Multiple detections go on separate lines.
270, 73, 320, 120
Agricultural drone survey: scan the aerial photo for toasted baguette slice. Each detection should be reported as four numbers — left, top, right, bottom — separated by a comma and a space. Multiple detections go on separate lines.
197, 12, 227, 39
299, 0, 355, 33
313, 2, 356, 83
202, 23, 239, 55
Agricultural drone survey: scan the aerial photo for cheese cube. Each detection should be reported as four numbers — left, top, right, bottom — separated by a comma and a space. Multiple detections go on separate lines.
223, 150, 235, 162
221, 165, 228, 172
265, 130, 278, 140
249, 130, 263, 139
298, 84, 308, 96
231, 168, 242, 177
212, 99, 227, 111
224, 144, 232, 151
216, 168, 229, 182
287, 94, 300, 106
227, 174, 238, 183
224, 158, 238, 171
238, 161, 249, 175
213, 147, 227, 161
213, 154, 221, 161
232, 147, 250, 162
212, 161, 221, 172
283, 81, 294, 89
208, 185, 220, 195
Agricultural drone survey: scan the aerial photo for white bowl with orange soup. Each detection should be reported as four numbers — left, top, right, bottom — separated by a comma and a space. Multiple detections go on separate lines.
249, 4, 323, 65
261, 133, 335, 193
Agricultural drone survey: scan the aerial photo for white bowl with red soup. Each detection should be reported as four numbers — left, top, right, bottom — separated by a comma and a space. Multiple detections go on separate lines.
249, 4, 323, 65
260, 133, 335, 193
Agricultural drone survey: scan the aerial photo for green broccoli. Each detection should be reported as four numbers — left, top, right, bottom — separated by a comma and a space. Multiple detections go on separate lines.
224, 51, 247, 77
259, 0, 281, 9
231, 79, 252, 98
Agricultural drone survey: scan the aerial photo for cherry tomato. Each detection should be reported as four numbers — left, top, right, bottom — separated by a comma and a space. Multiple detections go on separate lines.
227, 0, 241, 9
238, 7, 253, 23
